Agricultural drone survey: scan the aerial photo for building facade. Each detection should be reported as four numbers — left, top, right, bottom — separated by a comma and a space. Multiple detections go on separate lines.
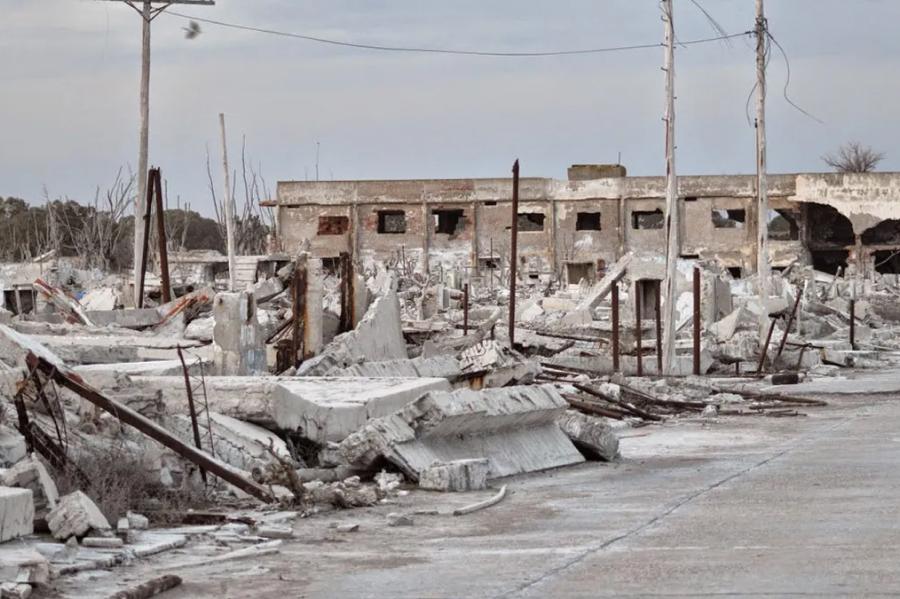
267, 167, 900, 283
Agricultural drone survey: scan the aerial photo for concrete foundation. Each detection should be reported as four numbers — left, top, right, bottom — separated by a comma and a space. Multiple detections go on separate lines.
0, 486, 34, 542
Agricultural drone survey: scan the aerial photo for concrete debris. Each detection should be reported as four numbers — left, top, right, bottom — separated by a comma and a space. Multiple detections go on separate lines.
46, 491, 111, 541
0, 547, 48, 589
339, 385, 584, 482
457, 340, 541, 387
556, 410, 619, 461
386, 512, 413, 527
212, 291, 267, 376
0, 487, 34, 542
419, 459, 489, 492
32, 278, 94, 327
0, 427, 26, 468
1, 456, 59, 515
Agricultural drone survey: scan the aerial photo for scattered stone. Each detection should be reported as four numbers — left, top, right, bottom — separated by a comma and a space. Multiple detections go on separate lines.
0, 426, 25, 468
0, 486, 34, 542
0, 547, 49, 587
701, 405, 719, 418
419, 459, 489, 492
334, 523, 359, 533
1, 455, 59, 515
46, 491, 111, 541
374, 471, 403, 494
386, 512, 413, 527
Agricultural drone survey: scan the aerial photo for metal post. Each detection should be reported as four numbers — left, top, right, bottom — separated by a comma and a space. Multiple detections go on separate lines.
635, 282, 643, 377
692, 267, 701, 376
849, 299, 856, 350
153, 169, 172, 303
463, 282, 470, 336
773, 290, 802, 367
756, 316, 778, 374
655, 280, 663, 374
176, 346, 206, 484
611, 282, 620, 372
508, 159, 520, 347
338, 252, 354, 332
755, 0, 771, 300
134, 0, 152, 307
136, 169, 155, 309
291, 259, 307, 366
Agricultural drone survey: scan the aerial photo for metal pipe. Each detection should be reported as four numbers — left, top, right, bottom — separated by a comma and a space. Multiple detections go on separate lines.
635, 282, 643, 377
756, 316, 778, 374
693, 267, 701, 376
773, 290, 803, 367
611, 282, 620, 372
508, 159, 519, 347
849, 299, 856, 349
176, 346, 206, 484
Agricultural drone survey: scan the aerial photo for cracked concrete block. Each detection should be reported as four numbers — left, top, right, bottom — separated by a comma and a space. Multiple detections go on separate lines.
46, 491, 110, 541
0, 487, 33, 543
0, 546, 48, 587
212, 291, 267, 376
419, 459, 489, 492
1, 456, 58, 515
557, 410, 619, 461
0, 426, 26, 468
340, 385, 584, 481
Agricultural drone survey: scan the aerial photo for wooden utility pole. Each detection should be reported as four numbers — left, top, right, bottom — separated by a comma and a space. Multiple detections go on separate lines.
508, 160, 520, 348
755, 0, 771, 301
660, 0, 680, 375
98, 0, 215, 306
219, 113, 237, 291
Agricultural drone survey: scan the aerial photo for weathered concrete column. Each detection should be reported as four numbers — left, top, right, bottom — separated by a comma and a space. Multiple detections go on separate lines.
212, 291, 267, 375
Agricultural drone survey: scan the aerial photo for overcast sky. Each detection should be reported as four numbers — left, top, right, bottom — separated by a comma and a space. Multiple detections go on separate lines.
3, 1, 899, 215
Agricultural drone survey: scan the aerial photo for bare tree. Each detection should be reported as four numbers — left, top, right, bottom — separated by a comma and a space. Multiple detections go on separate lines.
822, 142, 885, 173
206, 136, 274, 256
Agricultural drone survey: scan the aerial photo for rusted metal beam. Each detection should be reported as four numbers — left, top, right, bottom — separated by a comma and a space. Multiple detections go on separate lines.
773, 290, 803, 367
508, 159, 520, 348
693, 267, 701, 376
611, 282, 620, 372
339, 252, 353, 333
635, 282, 643, 377
654, 280, 663, 374
291, 259, 307, 366
756, 315, 778, 374
25, 352, 274, 503
152, 168, 172, 304
849, 299, 856, 349
176, 346, 206, 484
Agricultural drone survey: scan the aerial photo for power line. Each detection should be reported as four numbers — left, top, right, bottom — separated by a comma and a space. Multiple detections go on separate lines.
166, 11, 750, 57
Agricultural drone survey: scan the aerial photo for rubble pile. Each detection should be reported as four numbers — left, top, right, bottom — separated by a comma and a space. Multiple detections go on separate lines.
2, 246, 897, 594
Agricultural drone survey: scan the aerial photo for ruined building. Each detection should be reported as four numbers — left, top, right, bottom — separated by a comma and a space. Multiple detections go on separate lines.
266, 165, 900, 283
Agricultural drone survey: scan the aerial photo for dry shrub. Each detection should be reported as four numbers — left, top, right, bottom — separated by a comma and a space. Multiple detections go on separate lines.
53, 444, 211, 524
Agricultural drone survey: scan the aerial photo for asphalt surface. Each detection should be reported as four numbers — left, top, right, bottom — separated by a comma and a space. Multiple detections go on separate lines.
59, 391, 900, 598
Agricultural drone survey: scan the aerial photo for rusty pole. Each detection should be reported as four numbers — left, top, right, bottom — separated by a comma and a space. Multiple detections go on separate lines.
692, 267, 701, 376
611, 282, 620, 372
292, 259, 307, 367
773, 289, 803, 367
635, 282, 643, 377
755, 316, 778, 374
153, 169, 172, 304
508, 159, 520, 348
463, 282, 470, 336
339, 252, 352, 333
136, 168, 156, 309
176, 346, 206, 484
655, 280, 663, 374
849, 299, 856, 350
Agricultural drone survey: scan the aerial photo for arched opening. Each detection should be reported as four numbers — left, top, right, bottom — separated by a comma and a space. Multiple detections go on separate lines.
861, 219, 900, 245
806, 204, 855, 246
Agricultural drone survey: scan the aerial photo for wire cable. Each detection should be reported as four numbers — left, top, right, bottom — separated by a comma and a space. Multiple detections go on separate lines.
166, 10, 750, 57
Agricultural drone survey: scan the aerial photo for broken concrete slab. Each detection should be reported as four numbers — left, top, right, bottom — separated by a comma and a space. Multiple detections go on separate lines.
0, 426, 26, 468
133, 375, 450, 444
339, 385, 584, 481
557, 410, 619, 461
457, 340, 540, 387
46, 491, 110, 541
419, 459, 489, 492
333, 355, 461, 380
0, 487, 34, 542
1, 456, 58, 515
0, 547, 48, 588
560, 253, 632, 327
298, 278, 406, 375
85, 308, 160, 329
212, 291, 267, 376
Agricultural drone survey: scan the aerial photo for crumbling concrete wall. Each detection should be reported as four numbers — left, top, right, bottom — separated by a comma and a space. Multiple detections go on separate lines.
212, 291, 267, 376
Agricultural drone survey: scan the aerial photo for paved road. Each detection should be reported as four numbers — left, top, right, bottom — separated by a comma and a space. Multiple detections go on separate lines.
65, 392, 900, 598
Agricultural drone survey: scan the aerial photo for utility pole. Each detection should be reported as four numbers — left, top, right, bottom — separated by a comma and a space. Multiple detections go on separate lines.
508, 159, 520, 348
99, 0, 215, 306
660, 0, 679, 375
219, 113, 237, 291
755, 0, 771, 301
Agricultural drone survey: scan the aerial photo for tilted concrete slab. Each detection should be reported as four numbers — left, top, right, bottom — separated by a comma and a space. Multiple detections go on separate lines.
339, 385, 584, 481
74, 356, 207, 378
333, 355, 461, 380
130, 375, 450, 444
